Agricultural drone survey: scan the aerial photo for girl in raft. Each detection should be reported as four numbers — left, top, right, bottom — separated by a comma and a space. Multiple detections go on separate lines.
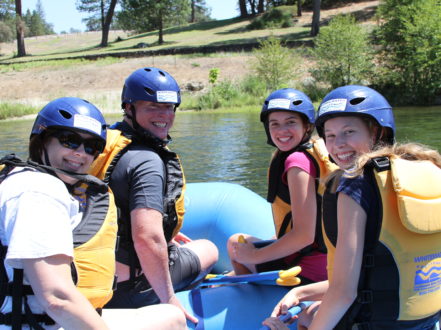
263, 85, 441, 329
0, 97, 186, 329
227, 88, 336, 285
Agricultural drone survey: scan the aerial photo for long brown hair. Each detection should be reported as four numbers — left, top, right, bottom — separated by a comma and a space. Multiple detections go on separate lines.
28, 129, 56, 164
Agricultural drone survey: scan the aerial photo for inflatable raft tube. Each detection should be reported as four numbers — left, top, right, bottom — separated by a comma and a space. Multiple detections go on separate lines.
176, 283, 293, 330
183, 182, 275, 273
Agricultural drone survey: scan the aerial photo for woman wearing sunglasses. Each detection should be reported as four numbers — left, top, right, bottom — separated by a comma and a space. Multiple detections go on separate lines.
0, 97, 186, 329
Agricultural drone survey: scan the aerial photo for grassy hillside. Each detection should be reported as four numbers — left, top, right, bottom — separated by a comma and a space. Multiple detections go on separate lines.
0, 1, 379, 117
0, 1, 378, 63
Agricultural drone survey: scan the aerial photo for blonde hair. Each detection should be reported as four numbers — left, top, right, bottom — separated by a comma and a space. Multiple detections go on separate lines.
324, 142, 441, 192
347, 142, 441, 178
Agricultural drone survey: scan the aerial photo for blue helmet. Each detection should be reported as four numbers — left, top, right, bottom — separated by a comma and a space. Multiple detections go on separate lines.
31, 97, 107, 143
315, 85, 395, 143
261, 88, 315, 147
261, 88, 315, 124
121, 67, 181, 108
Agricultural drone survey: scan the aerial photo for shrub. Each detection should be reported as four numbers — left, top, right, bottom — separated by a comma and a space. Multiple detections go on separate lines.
248, 7, 294, 30
0, 21, 14, 43
374, 0, 441, 105
251, 36, 301, 90
208, 68, 220, 85
309, 14, 373, 90
197, 80, 240, 110
239, 75, 268, 98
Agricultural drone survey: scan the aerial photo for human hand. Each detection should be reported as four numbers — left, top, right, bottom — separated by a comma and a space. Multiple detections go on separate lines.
168, 294, 198, 324
271, 289, 300, 318
231, 238, 258, 264
172, 232, 192, 245
261, 316, 291, 330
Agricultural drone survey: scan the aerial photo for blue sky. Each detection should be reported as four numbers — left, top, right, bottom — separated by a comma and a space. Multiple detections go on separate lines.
21, 0, 239, 34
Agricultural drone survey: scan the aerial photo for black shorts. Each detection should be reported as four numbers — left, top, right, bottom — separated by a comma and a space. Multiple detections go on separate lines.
105, 244, 201, 308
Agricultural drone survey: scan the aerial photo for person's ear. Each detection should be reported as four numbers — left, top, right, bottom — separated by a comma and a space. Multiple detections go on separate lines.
124, 103, 132, 117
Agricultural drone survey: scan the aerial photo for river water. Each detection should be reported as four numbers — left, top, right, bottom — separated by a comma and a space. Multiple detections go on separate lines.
1, 106, 440, 197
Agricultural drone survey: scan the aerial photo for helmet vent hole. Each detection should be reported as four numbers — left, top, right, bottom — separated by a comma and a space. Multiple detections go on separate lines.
144, 87, 155, 95
144, 68, 151, 72
158, 71, 166, 77
293, 100, 303, 106
350, 97, 365, 105
58, 110, 72, 119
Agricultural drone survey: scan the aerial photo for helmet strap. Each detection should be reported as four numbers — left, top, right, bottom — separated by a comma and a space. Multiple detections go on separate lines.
42, 147, 52, 167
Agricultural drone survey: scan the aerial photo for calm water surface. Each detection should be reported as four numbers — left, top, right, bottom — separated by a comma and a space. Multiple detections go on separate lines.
1, 107, 440, 197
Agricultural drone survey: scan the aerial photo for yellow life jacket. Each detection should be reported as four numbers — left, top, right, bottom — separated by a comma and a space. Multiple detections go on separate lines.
72, 183, 117, 309
268, 137, 337, 238
89, 128, 185, 240
323, 156, 441, 326
0, 155, 117, 327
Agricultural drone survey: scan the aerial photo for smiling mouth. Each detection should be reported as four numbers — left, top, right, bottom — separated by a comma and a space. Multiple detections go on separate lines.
335, 151, 356, 161
277, 136, 291, 143
153, 122, 167, 128
64, 158, 83, 170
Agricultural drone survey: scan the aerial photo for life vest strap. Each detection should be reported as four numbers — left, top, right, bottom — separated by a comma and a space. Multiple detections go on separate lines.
356, 290, 395, 304
351, 322, 372, 330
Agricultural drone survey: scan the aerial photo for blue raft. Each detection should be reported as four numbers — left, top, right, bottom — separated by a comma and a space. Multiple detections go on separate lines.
179, 182, 293, 329
176, 283, 292, 329
182, 182, 275, 273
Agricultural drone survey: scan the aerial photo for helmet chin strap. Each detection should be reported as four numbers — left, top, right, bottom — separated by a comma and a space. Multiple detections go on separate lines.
43, 147, 52, 167
41, 145, 77, 192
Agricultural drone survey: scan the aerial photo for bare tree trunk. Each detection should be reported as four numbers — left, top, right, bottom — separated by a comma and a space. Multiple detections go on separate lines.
238, 0, 248, 18
247, 0, 256, 15
100, 0, 118, 47
191, 0, 196, 22
310, 0, 320, 36
297, 0, 302, 16
15, 0, 26, 57
158, 13, 164, 44
257, 0, 264, 13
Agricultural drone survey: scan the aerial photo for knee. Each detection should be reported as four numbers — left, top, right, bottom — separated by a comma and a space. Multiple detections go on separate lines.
201, 239, 219, 265
227, 233, 242, 251
167, 305, 186, 330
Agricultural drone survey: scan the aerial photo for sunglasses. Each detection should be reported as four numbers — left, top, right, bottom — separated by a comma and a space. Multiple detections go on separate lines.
50, 130, 105, 156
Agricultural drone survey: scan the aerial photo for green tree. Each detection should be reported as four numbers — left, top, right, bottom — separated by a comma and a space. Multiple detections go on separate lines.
76, 0, 118, 47
0, 0, 14, 42
190, 0, 211, 23
310, 14, 373, 89
118, 0, 190, 44
375, 0, 441, 105
251, 36, 300, 90
23, 1, 54, 37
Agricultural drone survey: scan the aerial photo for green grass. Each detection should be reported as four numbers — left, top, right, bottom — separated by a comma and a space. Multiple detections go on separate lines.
0, 102, 39, 120
0, 14, 310, 63
0, 57, 121, 73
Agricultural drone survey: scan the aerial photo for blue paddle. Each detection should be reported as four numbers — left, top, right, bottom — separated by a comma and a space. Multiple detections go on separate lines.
260, 301, 314, 330
201, 266, 302, 287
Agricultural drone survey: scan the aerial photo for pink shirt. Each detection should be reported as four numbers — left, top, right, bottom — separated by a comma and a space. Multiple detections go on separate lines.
282, 151, 327, 282
283, 151, 317, 183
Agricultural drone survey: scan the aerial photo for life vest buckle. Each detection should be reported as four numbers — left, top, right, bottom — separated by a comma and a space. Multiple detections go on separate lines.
357, 290, 373, 304
372, 157, 390, 172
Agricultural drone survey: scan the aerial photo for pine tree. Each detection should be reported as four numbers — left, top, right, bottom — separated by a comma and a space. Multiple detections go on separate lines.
76, 0, 118, 47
